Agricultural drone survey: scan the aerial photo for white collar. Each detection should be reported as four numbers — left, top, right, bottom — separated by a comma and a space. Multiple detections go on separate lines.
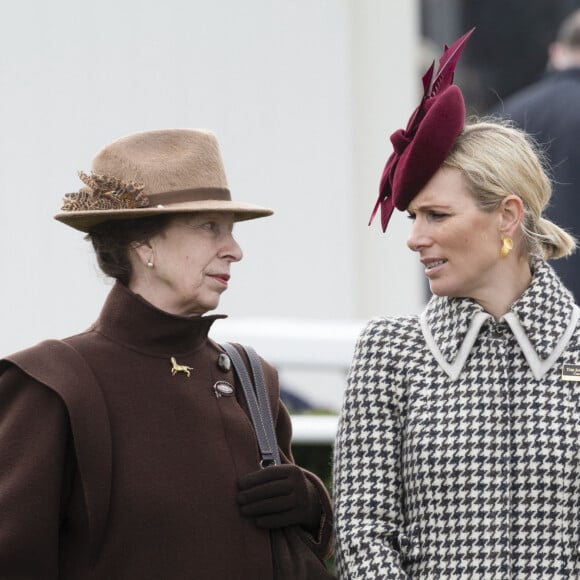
420, 260, 579, 381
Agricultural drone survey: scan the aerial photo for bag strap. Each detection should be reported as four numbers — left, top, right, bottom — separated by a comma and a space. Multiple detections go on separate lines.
245, 345, 282, 467
221, 343, 281, 467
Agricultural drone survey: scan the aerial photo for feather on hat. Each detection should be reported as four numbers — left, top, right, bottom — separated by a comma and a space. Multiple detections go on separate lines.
55, 129, 273, 233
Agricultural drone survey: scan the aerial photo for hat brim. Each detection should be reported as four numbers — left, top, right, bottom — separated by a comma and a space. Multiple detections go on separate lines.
54, 200, 274, 233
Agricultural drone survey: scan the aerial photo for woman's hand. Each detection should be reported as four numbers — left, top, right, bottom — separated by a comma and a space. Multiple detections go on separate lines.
237, 464, 321, 529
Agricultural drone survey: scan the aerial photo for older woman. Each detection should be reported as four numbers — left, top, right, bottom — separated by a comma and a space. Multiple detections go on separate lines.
333, 31, 579, 578
0, 129, 332, 579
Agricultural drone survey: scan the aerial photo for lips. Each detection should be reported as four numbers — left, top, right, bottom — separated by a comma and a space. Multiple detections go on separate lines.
209, 273, 230, 285
421, 258, 447, 273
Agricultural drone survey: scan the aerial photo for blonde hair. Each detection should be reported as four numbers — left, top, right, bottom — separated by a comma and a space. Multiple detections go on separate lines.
443, 118, 576, 260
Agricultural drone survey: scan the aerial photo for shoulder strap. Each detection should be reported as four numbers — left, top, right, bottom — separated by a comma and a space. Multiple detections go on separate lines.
221, 343, 281, 467
2, 339, 112, 564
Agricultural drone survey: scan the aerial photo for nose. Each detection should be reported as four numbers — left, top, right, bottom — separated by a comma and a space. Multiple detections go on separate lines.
406, 218, 430, 253
221, 233, 243, 262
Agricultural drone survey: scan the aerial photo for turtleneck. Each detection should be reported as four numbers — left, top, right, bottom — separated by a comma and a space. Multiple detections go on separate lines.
91, 282, 226, 357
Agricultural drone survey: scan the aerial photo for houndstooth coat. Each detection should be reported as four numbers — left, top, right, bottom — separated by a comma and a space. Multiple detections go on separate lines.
334, 260, 580, 579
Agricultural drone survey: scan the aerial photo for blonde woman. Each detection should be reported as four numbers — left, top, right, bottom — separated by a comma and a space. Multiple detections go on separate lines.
334, 31, 579, 578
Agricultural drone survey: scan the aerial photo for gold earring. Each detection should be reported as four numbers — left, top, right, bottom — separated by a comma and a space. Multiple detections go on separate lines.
500, 235, 513, 258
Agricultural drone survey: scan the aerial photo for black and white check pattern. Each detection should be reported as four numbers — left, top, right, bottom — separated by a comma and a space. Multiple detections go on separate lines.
334, 260, 580, 579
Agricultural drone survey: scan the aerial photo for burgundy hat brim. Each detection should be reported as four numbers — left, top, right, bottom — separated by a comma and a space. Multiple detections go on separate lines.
392, 85, 465, 211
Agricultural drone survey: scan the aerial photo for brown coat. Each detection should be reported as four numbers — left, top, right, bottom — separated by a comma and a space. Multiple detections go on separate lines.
0, 283, 332, 579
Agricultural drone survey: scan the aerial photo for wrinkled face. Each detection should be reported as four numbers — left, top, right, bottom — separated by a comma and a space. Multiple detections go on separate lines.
406, 167, 503, 300
133, 212, 243, 316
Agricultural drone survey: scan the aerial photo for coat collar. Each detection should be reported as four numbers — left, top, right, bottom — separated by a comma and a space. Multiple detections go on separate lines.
421, 260, 579, 380
92, 282, 226, 356
544, 67, 580, 84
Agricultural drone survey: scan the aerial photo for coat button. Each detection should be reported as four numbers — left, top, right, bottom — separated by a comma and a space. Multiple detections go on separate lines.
217, 353, 231, 372
213, 381, 235, 397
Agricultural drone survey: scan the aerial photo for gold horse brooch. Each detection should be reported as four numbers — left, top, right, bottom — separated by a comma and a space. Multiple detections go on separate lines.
170, 357, 193, 378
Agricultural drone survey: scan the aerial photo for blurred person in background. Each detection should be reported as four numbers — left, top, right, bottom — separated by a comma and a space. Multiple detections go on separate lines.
0, 129, 332, 579
334, 30, 580, 578
490, 8, 580, 301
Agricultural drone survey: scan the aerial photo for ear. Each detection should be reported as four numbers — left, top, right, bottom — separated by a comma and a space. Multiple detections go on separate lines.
499, 195, 524, 237
548, 42, 572, 70
547, 42, 560, 70
129, 240, 153, 267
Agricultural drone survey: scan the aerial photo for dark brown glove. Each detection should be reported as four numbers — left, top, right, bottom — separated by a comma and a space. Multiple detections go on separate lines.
237, 464, 321, 530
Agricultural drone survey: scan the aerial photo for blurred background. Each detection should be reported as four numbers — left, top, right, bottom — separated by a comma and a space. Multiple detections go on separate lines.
1, 0, 579, 444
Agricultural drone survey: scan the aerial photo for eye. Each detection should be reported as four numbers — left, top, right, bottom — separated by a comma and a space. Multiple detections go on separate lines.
200, 221, 218, 232
183, 217, 235, 236
428, 211, 449, 220
406, 212, 416, 221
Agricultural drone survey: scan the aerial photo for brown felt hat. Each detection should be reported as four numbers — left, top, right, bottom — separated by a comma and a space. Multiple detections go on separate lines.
54, 129, 273, 232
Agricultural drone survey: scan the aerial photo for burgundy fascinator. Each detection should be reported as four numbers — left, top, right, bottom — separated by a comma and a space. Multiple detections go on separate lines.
370, 28, 475, 232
